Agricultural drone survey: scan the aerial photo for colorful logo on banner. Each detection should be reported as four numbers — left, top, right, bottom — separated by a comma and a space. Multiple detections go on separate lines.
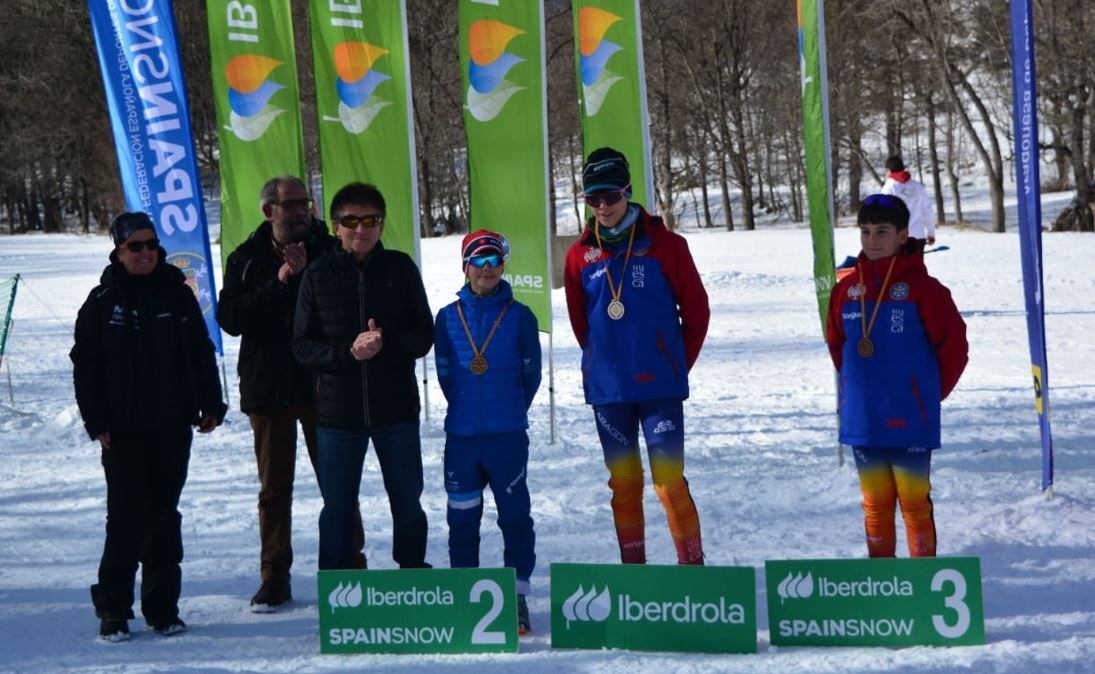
166, 251, 215, 317
578, 7, 624, 116
224, 55, 287, 141
466, 20, 525, 122
796, 0, 812, 93
328, 41, 392, 134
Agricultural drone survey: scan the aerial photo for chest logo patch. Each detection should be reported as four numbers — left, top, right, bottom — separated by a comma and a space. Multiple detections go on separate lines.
889, 282, 910, 301
584, 247, 602, 263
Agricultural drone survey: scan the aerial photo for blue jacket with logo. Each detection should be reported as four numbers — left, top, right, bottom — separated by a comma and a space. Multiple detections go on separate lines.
434, 280, 542, 436
563, 208, 710, 405
826, 252, 968, 449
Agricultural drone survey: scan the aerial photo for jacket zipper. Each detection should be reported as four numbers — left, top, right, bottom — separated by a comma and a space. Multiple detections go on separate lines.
358, 268, 371, 426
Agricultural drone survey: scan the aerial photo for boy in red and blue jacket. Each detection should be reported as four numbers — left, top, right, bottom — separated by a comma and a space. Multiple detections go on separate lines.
564, 148, 710, 565
434, 230, 541, 634
826, 194, 968, 557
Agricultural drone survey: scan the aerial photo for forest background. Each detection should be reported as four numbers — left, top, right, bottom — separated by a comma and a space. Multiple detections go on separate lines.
3, 0, 1095, 238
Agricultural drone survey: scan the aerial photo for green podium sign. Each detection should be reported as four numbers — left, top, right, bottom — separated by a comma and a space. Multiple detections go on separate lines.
550, 563, 757, 654
765, 557, 985, 647
317, 568, 518, 654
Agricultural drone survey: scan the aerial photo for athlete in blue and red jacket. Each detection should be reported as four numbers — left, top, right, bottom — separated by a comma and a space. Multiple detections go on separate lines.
564, 148, 710, 565
826, 194, 968, 558
435, 230, 541, 635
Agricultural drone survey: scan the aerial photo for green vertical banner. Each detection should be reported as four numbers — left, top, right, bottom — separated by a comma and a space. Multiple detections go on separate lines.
207, 0, 307, 268
0, 275, 18, 364
797, 0, 836, 332
572, 0, 653, 208
310, 0, 420, 260
459, 0, 552, 331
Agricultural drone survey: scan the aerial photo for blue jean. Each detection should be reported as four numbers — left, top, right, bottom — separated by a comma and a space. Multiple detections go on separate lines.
316, 421, 428, 570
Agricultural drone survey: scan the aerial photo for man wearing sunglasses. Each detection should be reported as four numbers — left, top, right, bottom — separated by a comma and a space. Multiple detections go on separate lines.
72, 211, 226, 641
563, 148, 711, 566
294, 182, 434, 572
217, 176, 362, 613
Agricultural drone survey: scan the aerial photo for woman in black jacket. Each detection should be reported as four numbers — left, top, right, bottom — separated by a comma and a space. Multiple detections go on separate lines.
71, 212, 226, 642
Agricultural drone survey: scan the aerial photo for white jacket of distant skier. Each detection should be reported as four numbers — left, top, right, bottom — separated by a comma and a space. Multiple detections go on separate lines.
881, 171, 936, 242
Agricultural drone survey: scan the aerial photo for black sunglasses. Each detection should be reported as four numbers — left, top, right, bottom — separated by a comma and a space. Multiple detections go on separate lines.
335, 214, 384, 229
122, 238, 159, 252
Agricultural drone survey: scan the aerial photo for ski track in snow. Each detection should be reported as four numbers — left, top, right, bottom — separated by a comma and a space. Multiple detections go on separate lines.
0, 222, 1093, 673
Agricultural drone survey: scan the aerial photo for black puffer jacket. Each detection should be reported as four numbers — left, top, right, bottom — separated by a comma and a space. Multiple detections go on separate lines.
292, 243, 434, 429
217, 219, 335, 413
71, 249, 227, 439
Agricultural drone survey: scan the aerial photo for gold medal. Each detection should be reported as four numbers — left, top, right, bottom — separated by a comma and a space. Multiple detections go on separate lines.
456, 300, 514, 377
856, 337, 874, 358
470, 355, 488, 375
607, 299, 625, 320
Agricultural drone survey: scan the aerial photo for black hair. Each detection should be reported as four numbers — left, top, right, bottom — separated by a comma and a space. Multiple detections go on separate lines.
858, 194, 910, 231
885, 155, 905, 173
330, 182, 386, 219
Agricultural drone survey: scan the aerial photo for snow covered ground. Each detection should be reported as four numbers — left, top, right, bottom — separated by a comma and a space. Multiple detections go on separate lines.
1, 209, 1093, 672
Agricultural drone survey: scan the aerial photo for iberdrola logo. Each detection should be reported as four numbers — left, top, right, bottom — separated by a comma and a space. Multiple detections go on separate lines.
578, 7, 624, 117
326, 41, 392, 134
466, 19, 525, 122
561, 584, 611, 629
224, 55, 287, 141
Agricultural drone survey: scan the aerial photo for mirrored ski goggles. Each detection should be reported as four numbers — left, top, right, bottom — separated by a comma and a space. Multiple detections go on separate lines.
466, 253, 503, 268
862, 194, 904, 209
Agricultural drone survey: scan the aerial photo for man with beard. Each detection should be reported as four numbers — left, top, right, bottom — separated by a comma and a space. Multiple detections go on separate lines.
217, 176, 363, 612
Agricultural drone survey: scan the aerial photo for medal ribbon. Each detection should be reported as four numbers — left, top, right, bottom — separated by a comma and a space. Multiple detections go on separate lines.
456, 298, 514, 366
593, 218, 638, 311
857, 256, 898, 346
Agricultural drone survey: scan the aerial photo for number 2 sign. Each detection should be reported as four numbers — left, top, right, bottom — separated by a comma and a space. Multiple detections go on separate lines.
318, 568, 519, 654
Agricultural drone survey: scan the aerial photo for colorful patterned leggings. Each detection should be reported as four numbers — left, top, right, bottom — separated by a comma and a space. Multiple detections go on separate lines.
852, 446, 936, 557
592, 399, 702, 565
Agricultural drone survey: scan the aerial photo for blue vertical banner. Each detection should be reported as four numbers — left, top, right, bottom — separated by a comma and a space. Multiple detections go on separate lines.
88, 0, 222, 353
1009, 0, 1053, 490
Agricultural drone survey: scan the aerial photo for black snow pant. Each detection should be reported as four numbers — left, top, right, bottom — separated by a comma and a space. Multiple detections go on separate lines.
90, 426, 191, 626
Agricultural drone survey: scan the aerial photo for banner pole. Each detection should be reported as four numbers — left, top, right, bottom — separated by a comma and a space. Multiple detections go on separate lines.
3, 320, 12, 405
5, 355, 12, 406
549, 331, 556, 445
422, 356, 430, 423
221, 359, 230, 408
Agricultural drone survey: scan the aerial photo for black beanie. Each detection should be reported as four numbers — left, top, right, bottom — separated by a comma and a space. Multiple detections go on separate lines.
110, 211, 156, 245
582, 147, 631, 195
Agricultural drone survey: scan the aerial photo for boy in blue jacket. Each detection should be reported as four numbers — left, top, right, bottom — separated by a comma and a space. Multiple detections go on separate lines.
434, 230, 542, 634
826, 194, 968, 557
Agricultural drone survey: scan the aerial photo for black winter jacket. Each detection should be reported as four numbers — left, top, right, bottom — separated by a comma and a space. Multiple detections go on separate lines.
217, 219, 335, 413
71, 249, 227, 440
292, 244, 433, 429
